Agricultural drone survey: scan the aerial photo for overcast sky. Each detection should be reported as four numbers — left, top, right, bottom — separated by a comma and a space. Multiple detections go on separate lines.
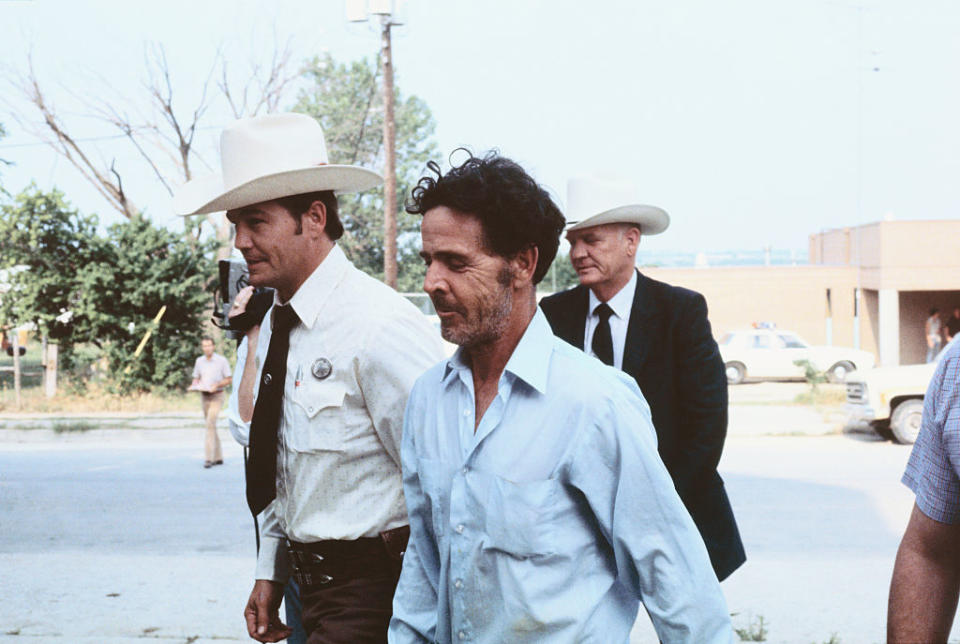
1, 0, 958, 254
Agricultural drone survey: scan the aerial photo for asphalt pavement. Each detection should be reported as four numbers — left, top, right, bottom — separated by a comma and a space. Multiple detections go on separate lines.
1, 401, 957, 643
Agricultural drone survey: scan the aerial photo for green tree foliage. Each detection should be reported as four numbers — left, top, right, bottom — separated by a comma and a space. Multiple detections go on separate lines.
0, 186, 101, 340
0, 186, 215, 392
293, 54, 440, 292
79, 216, 216, 393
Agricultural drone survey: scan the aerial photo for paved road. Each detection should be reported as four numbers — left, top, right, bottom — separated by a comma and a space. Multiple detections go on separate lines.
1, 427, 957, 643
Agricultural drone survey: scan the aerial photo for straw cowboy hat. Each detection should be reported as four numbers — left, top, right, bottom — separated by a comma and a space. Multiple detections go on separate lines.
173, 112, 383, 215
564, 176, 670, 235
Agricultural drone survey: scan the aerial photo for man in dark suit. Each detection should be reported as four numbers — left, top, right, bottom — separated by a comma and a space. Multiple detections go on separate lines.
540, 177, 745, 581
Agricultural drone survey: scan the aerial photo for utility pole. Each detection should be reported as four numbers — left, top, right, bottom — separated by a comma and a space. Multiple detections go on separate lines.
381, 14, 398, 288
347, 0, 403, 289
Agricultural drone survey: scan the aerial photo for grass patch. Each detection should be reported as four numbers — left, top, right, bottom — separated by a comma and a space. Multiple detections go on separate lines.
0, 382, 201, 414
794, 387, 846, 406
814, 635, 841, 644
734, 614, 768, 642
52, 420, 96, 433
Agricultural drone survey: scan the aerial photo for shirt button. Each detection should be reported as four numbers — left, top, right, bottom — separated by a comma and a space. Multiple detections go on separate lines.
454, 578, 463, 589
263, 373, 272, 385
461, 466, 468, 475
458, 632, 466, 641
455, 524, 464, 534
307, 406, 314, 413
462, 408, 470, 417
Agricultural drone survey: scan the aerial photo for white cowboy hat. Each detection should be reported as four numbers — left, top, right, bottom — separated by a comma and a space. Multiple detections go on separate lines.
564, 176, 669, 235
173, 113, 383, 215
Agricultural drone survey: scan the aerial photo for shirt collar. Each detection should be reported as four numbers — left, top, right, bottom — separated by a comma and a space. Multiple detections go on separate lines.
276, 244, 349, 330
441, 308, 551, 395
588, 269, 637, 320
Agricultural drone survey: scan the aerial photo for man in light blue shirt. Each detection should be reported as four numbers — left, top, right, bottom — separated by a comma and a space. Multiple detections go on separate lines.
389, 152, 733, 643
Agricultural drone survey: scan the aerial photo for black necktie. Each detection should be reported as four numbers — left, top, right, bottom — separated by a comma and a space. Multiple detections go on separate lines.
246, 304, 300, 516
592, 302, 615, 366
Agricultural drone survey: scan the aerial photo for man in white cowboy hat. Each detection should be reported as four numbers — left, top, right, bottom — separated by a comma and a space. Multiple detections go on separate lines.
174, 112, 444, 644
540, 176, 745, 582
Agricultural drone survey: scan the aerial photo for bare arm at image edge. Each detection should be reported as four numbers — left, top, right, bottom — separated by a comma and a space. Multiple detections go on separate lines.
888, 503, 960, 643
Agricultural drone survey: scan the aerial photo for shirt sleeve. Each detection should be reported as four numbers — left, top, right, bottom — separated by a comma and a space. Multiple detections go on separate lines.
566, 377, 734, 644
903, 351, 960, 524
227, 338, 251, 446
389, 387, 439, 643
192, 357, 201, 380
357, 312, 445, 468
254, 500, 290, 583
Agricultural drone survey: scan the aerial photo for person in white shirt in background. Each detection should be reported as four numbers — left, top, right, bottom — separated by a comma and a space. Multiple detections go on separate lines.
174, 112, 444, 644
190, 336, 232, 469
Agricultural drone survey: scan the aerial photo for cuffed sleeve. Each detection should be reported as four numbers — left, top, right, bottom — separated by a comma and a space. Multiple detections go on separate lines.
254, 501, 290, 583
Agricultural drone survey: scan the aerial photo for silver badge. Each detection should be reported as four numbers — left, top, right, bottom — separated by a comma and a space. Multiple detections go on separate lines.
311, 358, 333, 381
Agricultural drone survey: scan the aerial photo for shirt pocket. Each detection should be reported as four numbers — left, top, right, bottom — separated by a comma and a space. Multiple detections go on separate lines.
483, 474, 559, 558
285, 380, 348, 453
418, 458, 455, 539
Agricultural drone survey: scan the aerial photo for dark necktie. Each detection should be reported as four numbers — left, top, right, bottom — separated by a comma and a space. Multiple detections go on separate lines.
592, 302, 615, 366
246, 304, 300, 516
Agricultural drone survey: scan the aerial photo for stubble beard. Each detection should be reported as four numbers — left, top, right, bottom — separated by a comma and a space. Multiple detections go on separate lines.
442, 267, 514, 349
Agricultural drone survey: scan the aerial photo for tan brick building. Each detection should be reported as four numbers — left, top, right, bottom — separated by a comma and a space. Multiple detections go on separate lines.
641, 220, 960, 366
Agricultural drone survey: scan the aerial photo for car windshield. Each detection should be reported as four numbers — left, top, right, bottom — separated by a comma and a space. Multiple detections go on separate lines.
777, 333, 808, 349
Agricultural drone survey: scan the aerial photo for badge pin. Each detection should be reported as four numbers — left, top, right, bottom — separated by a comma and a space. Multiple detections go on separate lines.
311, 358, 333, 380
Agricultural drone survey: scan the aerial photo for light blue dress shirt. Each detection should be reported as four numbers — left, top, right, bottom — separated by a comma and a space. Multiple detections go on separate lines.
389, 309, 733, 644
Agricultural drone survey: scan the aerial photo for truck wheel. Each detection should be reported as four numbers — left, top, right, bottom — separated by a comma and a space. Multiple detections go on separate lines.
890, 399, 924, 444
725, 362, 746, 385
827, 361, 855, 383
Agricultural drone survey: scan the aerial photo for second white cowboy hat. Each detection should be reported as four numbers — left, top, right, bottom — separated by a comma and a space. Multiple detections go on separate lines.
173, 112, 383, 215
565, 176, 670, 235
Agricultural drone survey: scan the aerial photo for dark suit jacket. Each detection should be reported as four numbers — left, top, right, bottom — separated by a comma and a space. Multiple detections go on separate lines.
541, 271, 745, 580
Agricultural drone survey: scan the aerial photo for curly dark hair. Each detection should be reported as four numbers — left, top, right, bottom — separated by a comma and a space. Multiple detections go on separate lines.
407, 150, 565, 285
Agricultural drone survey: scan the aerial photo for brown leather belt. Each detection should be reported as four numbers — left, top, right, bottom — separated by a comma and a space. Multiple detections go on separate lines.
287, 525, 409, 587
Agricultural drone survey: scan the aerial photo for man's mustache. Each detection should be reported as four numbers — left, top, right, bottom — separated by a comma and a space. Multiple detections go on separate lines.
430, 296, 464, 316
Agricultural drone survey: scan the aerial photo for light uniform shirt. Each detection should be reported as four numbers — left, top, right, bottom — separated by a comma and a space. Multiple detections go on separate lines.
584, 270, 637, 369
227, 245, 445, 581
390, 309, 733, 644
192, 352, 231, 392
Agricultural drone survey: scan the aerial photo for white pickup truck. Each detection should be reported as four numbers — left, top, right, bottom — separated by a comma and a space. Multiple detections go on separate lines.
845, 337, 958, 444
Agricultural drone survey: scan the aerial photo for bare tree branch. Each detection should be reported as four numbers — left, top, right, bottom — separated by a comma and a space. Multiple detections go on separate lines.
4, 34, 295, 254
5, 54, 139, 218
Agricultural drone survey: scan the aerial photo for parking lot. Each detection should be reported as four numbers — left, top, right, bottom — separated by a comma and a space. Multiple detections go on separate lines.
1, 383, 954, 643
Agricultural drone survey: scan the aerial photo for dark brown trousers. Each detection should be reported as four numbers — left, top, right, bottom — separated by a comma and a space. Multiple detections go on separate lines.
289, 526, 409, 644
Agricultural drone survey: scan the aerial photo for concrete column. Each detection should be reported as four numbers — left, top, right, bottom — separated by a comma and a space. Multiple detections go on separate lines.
853, 288, 861, 350
878, 288, 900, 366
